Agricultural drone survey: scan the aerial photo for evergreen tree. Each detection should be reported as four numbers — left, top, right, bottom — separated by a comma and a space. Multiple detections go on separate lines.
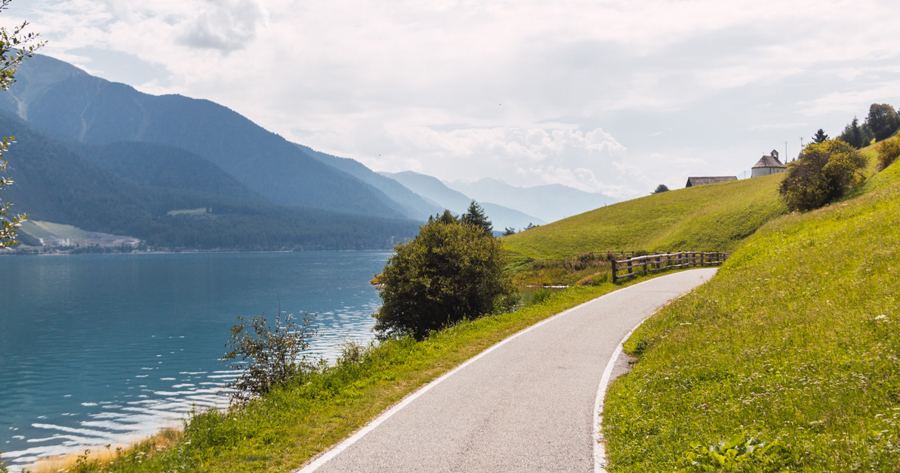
502, 227, 517, 236
811, 128, 829, 144
839, 117, 866, 149
652, 184, 670, 194
460, 200, 493, 236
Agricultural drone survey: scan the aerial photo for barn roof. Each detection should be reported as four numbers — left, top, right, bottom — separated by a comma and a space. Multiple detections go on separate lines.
685, 176, 738, 187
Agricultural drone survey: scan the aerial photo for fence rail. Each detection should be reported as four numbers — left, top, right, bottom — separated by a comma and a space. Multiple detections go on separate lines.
611, 251, 729, 283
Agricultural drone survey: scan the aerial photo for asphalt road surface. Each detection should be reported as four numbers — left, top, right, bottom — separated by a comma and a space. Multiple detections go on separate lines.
299, 268, 717, 473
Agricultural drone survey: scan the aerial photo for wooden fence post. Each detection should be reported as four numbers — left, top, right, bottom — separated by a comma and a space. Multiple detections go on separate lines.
611, 259, 617, 283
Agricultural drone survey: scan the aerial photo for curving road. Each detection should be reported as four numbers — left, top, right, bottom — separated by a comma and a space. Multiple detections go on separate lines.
297, 269, 717, 473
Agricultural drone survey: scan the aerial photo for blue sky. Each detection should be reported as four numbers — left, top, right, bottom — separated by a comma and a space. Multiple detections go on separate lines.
6, 0, 900, 197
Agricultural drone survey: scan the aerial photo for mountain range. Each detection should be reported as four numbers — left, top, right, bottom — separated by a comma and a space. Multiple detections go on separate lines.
1, 55, 617, 249
382, 171, 546, 231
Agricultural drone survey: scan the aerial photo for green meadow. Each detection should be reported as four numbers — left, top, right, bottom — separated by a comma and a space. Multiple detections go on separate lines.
603, 142, 900, 471
502, 173, 787, 262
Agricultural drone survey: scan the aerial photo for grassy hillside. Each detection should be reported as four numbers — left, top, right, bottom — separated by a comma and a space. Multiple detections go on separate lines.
502, 173, 787, 261
603, 150, 900, 471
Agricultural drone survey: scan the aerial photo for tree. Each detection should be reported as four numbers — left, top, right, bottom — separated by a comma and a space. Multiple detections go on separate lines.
778, 139, 866, 212
429, 209, 457, 225
460, 200, 493, 236
372, 218, 515, 339
866, 103, 900, 142
811, 128, 829, 144
839, 117, 866, 149
0, 0, 43, 250
652, 184, 670, 194
877, 137, 900, 170
222, 312, 317, 402
502, 227, 517, 236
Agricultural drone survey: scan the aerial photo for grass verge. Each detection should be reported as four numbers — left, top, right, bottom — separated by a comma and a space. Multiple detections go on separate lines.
603, 158, 900, 471
42, 273, 673, 473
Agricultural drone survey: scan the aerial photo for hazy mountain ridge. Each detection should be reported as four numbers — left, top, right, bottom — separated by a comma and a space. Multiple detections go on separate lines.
445, 178, 618, 223
298, 144, 442, 220
0, 55, 411, 220
382, 171, 546, 230
0, 112, 419, 250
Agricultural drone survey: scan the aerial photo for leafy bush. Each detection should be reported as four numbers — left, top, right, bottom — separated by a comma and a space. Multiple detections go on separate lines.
778, 139, 866, 211
373, 219, 515, 339
878, 137, 900, 170
222, 312, 317, 402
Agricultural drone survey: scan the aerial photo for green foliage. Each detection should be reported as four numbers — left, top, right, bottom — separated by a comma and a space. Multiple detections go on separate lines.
652, 184, 670, 194
0, 450, 7, 473
877, 137, 900, 170
866, 103, 900, 141
504, 174, 786, 261
778, 139, 866, 211
373, 219, 515, 339
530, 289, 553, 305
222, 313, 317, 403
502, 226, 516, 236
0, 0, 43, 90
838, 116, 873, 149
604, 161, 900, 472
678, 435, 789, 472
460, 200, 493, 236
811, 128, 829, 144
0, 152, 25, 250
0, 0, 42, 249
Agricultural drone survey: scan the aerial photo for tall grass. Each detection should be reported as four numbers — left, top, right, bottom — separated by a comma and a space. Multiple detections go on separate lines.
603, 158, 900, 471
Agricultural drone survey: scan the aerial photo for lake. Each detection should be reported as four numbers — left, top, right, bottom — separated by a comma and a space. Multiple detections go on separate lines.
0, 251, 390, 470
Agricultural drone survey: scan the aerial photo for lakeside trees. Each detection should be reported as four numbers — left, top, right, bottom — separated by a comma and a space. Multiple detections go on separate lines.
373, 206, 515, 339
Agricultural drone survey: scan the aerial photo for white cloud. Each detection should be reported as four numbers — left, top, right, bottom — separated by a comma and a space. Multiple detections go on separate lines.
7, 0, 900, 197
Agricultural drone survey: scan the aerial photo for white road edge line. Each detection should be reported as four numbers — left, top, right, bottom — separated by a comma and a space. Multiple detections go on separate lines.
592, 270, 714, 473
592, 319, 647, 473
295, 272, 700, 473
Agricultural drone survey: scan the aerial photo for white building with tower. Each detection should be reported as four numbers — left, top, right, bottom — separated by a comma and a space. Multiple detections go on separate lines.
751, 150, 787, 178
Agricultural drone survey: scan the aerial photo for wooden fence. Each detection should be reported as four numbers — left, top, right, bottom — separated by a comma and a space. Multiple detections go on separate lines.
611, 251, 729, 283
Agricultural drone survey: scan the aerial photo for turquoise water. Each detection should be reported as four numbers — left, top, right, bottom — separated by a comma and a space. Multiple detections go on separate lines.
0, 251, 389, 470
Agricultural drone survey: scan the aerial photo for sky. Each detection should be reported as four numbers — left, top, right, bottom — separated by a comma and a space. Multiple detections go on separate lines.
5, 0, 900, 198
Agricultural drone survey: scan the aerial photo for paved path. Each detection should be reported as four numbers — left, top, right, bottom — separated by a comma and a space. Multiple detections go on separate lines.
299, 269, 717, 473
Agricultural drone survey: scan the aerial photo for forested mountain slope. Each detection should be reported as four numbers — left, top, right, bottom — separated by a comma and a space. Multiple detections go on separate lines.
0, 55, 407, 219
1, 113, 419, 250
